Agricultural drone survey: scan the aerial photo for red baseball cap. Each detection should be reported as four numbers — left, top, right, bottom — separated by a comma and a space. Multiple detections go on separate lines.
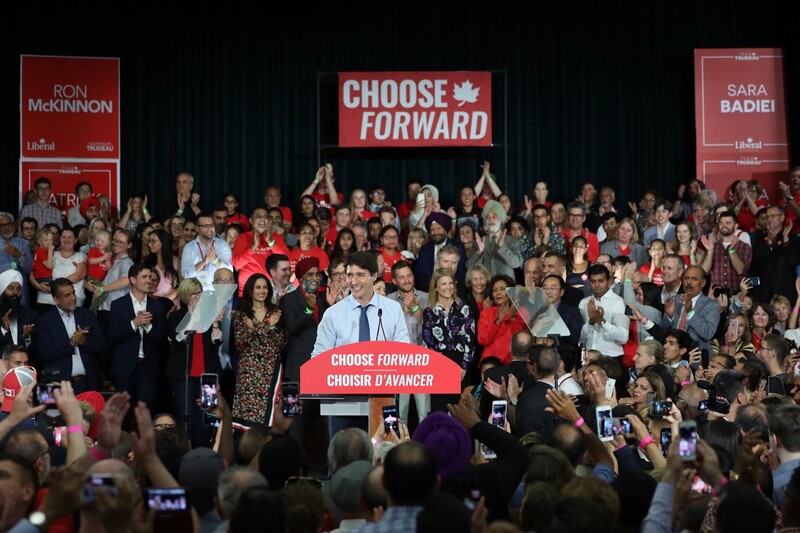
2, 366, 37, 413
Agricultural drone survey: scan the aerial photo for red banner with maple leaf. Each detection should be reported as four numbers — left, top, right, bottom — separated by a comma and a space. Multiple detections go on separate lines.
338, 71, 492, 147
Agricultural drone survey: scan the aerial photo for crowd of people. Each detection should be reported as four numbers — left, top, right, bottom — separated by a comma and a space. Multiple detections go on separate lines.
1, 162, 800, 532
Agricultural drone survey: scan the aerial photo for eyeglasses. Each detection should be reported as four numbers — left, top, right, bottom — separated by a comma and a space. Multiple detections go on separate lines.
285, 476, 323, 489
568, 213, 584, 219
171, 223, 184, 228
189, 291, 202, 298
32, 447, 51, 465
382, 234, 399, 240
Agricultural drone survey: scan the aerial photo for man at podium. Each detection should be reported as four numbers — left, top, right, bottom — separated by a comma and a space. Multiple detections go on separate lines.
311, 251, 409, 436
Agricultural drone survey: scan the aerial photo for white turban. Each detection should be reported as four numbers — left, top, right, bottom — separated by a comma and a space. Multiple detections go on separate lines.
0, 270, 23, 295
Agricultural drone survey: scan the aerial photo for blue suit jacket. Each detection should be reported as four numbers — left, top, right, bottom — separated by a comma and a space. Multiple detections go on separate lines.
413, 238, 467, 292
109, 295, 167, 378
659, 293, 720, 354
557, 303, 583, 348
643, 223, 676, 247
33, 307, 105, 390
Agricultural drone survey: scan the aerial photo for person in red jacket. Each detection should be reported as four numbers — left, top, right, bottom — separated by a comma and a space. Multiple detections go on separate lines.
232, 207, 290, 297
477, 274, 527, 365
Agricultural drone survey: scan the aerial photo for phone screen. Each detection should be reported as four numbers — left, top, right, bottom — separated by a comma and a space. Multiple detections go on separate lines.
35, 384, 60, 406
200, 373, 219, 410
660, 428, 672, 457
204, 412, 220, 428
595, 406, 613, 441
382, 405, 399, 433
82, 474, 117, 502
462, 477, 482, 510
282, 382, 299, 417
679, 423, 697, 461
728, 319, 740, 338
491, 401, 507, 428
147, 488, 189, 511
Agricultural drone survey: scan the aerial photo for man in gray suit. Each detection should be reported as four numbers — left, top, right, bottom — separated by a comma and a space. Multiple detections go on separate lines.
659, 265, 720, 354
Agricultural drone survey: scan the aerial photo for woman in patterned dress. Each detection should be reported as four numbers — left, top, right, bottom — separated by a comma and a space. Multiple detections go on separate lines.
232, 273, 288, 426
423, 268, 476, 413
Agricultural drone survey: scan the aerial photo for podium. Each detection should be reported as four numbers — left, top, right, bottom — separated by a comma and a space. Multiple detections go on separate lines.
300, 341, 461, 435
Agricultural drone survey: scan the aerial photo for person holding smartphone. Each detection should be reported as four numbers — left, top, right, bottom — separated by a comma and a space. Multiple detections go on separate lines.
166, 278, 223, 446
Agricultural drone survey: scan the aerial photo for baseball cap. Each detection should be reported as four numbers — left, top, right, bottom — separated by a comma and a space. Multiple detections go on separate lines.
2, 366, 37, 412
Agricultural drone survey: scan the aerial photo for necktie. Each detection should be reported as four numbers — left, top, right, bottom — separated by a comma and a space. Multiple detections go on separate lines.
359, 305, 371, 342
677, 307, 688, 331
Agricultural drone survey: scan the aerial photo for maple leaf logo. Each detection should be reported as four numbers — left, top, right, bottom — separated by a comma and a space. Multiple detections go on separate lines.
453, 80, 479, 107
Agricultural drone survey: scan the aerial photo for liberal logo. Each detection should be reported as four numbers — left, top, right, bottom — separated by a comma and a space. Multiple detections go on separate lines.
26, 138, 55, 151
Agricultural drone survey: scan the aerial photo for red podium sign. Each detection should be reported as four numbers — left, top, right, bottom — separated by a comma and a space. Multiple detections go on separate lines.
300, 341, 461, 395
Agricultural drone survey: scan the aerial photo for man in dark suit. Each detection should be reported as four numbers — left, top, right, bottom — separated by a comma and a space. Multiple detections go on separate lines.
481, 330, 535, 418
541, 252, 585, 307
512, 345, 558, 438
541, 275, 583, 348
33, 278, 106, 393
414, 212, 467, 291
0, 270, 37, 353
279, 257, 329, 444
659, 265, 720, 355
108, 263, 167, 411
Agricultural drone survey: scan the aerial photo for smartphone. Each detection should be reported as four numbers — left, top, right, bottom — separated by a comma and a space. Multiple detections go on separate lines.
462, 476, 482, 511
650, 400, 672, 418
382, 405, 399, 433
281, 382, 299, 417
728, 319, 740, 338
416, 192, 425, 209
691, 474, 713, 494
750, 276, 761, 287
82, 474, 117, 502
605, 377, 616, 399
595, 405, 614, 441
200, 373, 219, 410
147, 488, 188, 512
645, 391, 655, 407
660, 428, 672, 458
580, 346, 589, 368
203, 412, 220, 428
701, 349, 710, 369
491, 400, 508, 428
698, 399, 709, 411
678, 421, 698, 462
35, 384, 60, 406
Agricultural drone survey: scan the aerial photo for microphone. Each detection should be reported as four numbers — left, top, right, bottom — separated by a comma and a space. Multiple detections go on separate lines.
376, 308, 387, 341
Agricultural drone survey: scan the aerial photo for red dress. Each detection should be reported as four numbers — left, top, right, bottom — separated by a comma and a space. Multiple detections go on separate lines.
477, 306, 527, 365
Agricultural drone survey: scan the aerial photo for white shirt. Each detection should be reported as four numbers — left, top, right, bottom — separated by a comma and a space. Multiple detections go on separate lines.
557, 373, 584, 395
0, 318, 18, 345
129, 292, 152, 358
578, 290, 629, 357
56, 307, 86, 376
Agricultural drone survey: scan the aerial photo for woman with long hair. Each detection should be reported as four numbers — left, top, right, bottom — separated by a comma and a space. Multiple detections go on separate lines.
749, 302, 775, 352
331, 227, 357, 263
451, 185, 481, 233
669, 221, 698, 267
166, 278, 224, 446
288, 221, 329, 277
348, 188, 378, 225
118, 192, 151, 233
296, 194, 318, 228
566, 235, 591, 290
232, 274, 288, 426
144, 229, 180, 302
423, 268, 476, 412
377, 226, 403, 283
712, 312, 755, 356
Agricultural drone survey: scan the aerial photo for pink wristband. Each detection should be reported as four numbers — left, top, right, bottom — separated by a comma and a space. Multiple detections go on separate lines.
573, 417, 585, 428
90, 447, 110, 460
681, 380, 691, 387
639, 436, 655, 450
67, 425, 83, 434
794, 308, 799, 313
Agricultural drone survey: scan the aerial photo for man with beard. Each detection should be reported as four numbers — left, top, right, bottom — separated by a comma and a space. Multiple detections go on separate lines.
182, 212, 233, 290
280, 257, 327, 444
0, 270, 36, 353
748, 205, 800, 303
698, 210, 751, 291
673, 178, 705, 222
232, 207, 290, 297
466, 200, 523, 279
0, 212, 33, 305
388, 261, 429, 424
414, 212, 467, 291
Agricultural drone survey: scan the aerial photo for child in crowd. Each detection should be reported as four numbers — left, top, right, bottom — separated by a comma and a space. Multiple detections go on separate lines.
87, 228, 113, 310
31, 228, 55, 288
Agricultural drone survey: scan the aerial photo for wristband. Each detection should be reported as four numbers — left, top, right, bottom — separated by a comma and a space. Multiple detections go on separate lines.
573, 417, 585, 429
640, 317, 648, 325
67, 425, 83, 434
728, 248, 736, 255
451, 218, 457, 223
90, 447, 110, 460
614, 443, 628, 452
313, 178, 320, 185
98, 286, 105, 295
793, 308, 799, 313
267, 239, 275, 247
639, 436, 655, 450
624, 279, 632, 284
680, 380, 691, 387
410, 305, 420, 313
487, 177, 494, 183
213, 258, 220, 265
142, 208, 149, 215
304, 307, 314, 315
371, 437, 380, 448
177, 209, 184, 215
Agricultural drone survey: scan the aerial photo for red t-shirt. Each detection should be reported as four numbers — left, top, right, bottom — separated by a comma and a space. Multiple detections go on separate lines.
313, 190, 344, 212
87, 247, 112, 280
32, 246, 52, 279
380, 248, 403, 282
231, 231, 291, 296
227, 212, 251, 231
288, 246, 330, 278
640, 264, 663, 285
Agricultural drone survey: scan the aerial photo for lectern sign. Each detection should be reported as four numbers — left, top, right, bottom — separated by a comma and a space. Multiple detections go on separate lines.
301, 341, 461, 394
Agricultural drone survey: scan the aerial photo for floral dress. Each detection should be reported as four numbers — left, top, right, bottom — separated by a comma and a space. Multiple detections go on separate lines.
231, 309, 288, 426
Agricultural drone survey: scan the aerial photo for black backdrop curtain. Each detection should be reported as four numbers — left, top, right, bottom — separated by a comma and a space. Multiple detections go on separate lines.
2, 1, 799, 218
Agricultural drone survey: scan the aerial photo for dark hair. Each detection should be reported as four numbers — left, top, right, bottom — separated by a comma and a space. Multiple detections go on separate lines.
144, 229, 179, 283
416, 493, 471, 533
127, 262, 151, 282
488, 274, 515, 303
734, 403, 769, 442
529, 345, 557, 376
715, 481, 775, 533
74, 181, 91, 195
506, 215, 530, 233
50, 277, 73, 299
762, 333, 788, 364
313, 207, 332, 222
1, 344, 28, 362
639, 282, 663, 311
390, 260, 412, 279
717, 210, 738, 223
265, 253, 289, 275
666, 329, 692, 351
346, 251, 378, 276
587, 264, 610, 279
34, 177, 51, 189
331, 228, 356, 262
258, 436, 306, 490
379, 225, 398, 239
20, 217, 37, 230
542, 274, 566, 291
383, 442, 438, 506
0, 453, 40, 515
699, 419, 741, 473
713, 370, 746, 405
114, 228, 137, 262
769, 404, 800, 452
240, 274, 276, 318
197, 211, 215, 223
230, 486, 287, 533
